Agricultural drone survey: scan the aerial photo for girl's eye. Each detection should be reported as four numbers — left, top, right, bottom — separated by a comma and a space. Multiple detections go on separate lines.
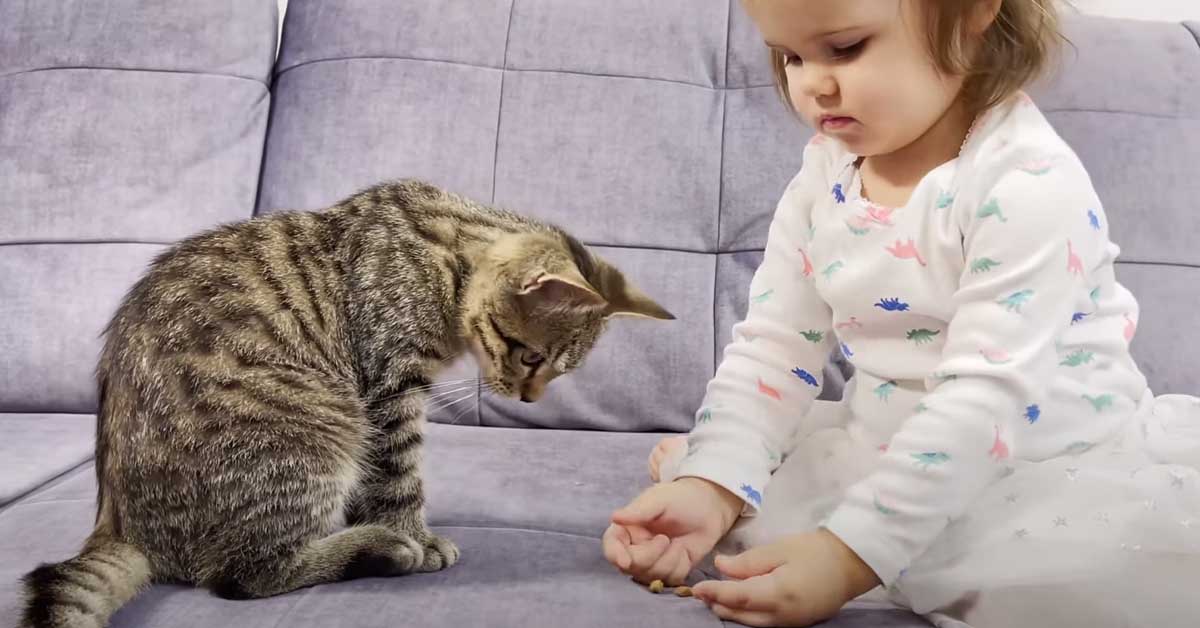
521, 350, 544, 367
831, 39, 867, 59
780, 51, 802, 66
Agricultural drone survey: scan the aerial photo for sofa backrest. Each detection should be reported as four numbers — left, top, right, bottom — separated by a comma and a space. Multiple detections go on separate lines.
257, 1, 1200, 432
1, 0, 278, 415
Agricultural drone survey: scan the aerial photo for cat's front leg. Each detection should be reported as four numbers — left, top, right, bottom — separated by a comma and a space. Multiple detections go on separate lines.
347, 376, 460, 572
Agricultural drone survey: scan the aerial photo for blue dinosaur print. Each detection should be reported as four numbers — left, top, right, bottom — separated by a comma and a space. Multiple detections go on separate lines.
1088, 209, 1101, 231
740, 484, 763, 506
1024, 404, 1041, 424
832, 183, 846, 203
791, 367, 820, 387
1071, 312, 1089, 325
841, 342, 854, 358
875, 297, 910, 312
912, 452, 951, 470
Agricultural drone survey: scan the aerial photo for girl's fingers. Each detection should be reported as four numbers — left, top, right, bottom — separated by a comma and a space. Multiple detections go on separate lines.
693, 575, 780, 612
708, 602, 776, 627
601, 524, 633, 571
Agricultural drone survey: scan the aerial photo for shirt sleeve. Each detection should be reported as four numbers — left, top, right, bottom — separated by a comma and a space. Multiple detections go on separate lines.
673, 139, 838, 513
822, 157, 1105, 585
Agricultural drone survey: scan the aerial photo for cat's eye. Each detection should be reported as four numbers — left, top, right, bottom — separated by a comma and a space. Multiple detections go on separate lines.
520, 350, 544, 367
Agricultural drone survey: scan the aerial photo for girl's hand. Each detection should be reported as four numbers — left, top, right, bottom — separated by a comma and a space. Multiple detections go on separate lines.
691, 529, 881, 627
602, 477, 744, 585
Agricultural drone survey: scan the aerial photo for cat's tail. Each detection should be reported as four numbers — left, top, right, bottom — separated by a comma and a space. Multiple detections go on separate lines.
19, 535, 152, 628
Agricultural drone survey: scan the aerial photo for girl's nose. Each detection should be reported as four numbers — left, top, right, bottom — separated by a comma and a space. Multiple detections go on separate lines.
793, 64, 838, 99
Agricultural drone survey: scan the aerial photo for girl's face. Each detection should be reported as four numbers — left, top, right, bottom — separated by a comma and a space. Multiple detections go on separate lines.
743, 0, 966, 157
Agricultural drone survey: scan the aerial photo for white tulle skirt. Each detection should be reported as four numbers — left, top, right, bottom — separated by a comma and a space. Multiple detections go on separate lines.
666, 393, 1200, 628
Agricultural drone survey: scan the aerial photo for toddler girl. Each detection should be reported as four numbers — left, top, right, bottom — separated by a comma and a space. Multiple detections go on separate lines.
603, 1, 1200, 627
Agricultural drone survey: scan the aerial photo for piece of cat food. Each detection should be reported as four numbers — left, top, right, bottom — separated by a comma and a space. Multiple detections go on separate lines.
648, 579, 664, 593
674, 585, 693, 597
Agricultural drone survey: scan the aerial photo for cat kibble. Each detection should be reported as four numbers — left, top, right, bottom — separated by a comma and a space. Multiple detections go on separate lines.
648, 579, 664, 593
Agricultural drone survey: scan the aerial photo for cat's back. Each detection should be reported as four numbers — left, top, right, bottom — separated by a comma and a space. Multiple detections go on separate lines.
99, 208, 354, 388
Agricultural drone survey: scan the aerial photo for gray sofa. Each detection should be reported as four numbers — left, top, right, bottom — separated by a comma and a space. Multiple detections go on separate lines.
2, 1, 1198, 626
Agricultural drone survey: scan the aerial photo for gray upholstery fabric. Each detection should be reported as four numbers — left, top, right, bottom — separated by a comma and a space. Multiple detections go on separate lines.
0, 414, 94, 507
2, 1, 1198, 627
0, 427, 918, 628
0, 0, 276, 417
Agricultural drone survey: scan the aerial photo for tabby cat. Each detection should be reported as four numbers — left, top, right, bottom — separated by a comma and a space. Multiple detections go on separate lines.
20, 180, 674, 628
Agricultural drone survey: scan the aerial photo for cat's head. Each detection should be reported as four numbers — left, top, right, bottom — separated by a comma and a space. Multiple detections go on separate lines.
463, 231, 674, 402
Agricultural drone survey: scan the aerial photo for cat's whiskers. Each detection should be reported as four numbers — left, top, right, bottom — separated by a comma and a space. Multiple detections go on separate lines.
370, 379, 481, 405
426, 391, 476, 418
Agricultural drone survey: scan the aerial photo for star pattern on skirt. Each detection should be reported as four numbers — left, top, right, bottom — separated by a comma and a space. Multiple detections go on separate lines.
1065, 468, 1079, 481
1014, 528, 1029, 539
1053, 516, 1069, 528
1004, 493, 1019, 503
1094, 512, 1111, 525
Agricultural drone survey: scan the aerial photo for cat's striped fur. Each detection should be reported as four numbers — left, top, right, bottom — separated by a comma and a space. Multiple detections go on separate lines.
20, 180, 673, 628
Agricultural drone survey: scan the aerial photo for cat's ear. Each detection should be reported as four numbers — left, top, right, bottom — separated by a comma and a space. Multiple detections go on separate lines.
594, 266, 676, 321
517, 270, 607, 315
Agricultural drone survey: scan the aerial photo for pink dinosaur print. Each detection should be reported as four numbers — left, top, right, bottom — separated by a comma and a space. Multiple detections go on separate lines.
980, 347, 1013, 365
862, 203, 896, 227
886, 238, 928, 266
878, 443, 890, 453
757, 378, 782, 401
989, 425, 1010, 461
1067, 240, 1084, 276
799, 247, 814, 277
1123, 313, 1137, 343
835, 317, 863, 331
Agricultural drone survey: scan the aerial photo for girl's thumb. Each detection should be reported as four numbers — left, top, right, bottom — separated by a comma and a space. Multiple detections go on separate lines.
612, 495, 666, 526
715, 546, 785, 579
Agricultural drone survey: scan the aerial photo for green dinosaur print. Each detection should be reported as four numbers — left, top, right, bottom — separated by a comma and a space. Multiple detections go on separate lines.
1083, 393, 1115, 413
906, 328, 941, 345
874, 380, 898, 402
847, 224, 870, 236
977, 198, 1008, 223
935, 190, 955, 209
1060, 349, 1095, 367
697, 408, 713, 424
1089, 286, 1101, 304
912, 452, 951, 469
821, 261, 844, 279
800, 330, 824, 343
874, 495, 899, 516
997, 289, 1034, 313
970, 257, 1002, 274
914, 402, 929, 413
751, 289, 774, 304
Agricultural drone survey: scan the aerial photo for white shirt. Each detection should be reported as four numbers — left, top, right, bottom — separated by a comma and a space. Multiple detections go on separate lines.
675, 93, 1149, 584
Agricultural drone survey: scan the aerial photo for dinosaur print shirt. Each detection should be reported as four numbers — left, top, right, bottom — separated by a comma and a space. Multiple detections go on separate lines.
674, 93, 1148, 585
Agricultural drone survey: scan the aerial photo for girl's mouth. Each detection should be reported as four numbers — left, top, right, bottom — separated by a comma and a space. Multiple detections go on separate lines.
820, 115, 858, 131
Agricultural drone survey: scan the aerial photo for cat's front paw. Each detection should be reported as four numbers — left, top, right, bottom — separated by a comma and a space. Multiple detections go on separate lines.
416, 533, 459, 572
